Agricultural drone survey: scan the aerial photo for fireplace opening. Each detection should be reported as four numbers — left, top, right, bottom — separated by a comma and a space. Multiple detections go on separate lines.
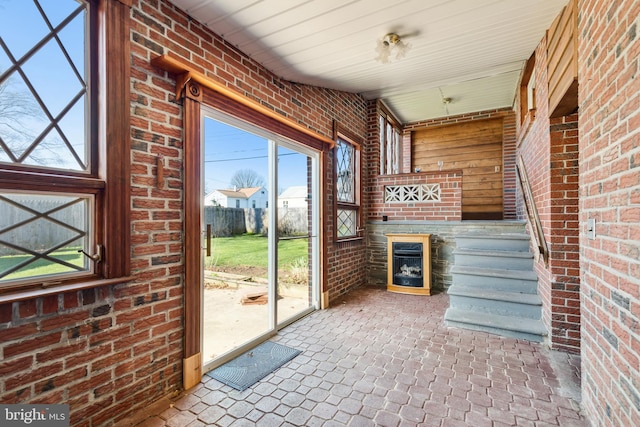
392, 242, 423, 287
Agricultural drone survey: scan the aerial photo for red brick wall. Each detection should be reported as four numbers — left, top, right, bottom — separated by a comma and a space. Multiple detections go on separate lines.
0, 0, 368, 425
578, 0, 640, 425
367, 172, 462, 221
548, 114, 580, 352
365, 102, 463, 222
516, 29, 582, 353
404, 108, 517, 219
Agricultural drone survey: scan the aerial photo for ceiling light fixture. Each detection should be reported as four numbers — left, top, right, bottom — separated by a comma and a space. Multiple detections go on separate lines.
442, 96, 452, 115
375, 33, 410, 64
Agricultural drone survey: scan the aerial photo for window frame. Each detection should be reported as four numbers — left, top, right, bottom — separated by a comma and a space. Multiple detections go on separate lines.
378, 103, 402, 176
519, 52, 536, 127
333, 124, 362, 241
0, 0, 131, 298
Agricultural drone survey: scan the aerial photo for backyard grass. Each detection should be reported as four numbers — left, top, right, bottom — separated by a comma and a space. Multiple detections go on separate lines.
205, 233, 307, 271
0, 249, 84, 280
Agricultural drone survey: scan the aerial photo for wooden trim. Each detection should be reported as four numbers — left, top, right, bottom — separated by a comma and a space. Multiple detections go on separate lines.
333, 122, 363, 241
0, 171, 106, 191
0, 276, 134, 304
377, 100, 403, 130
519, 52, 536, 126
183, 353, 202, 390
150, 53, 334, 148
517, 156, 549, 265
183, 96, 202, 362
101, 0, 131, 278
320, 150, 329, 296
202, 89, 327, 152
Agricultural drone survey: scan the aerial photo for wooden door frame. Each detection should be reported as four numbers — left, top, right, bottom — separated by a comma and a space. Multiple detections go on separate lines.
151, 56, 335, 389
182, 81, 203, 390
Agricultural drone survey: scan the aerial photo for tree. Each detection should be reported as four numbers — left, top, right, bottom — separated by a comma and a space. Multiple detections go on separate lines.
0, 74, 43, 159
0, 70, 66, 167
230, 169, 265, 189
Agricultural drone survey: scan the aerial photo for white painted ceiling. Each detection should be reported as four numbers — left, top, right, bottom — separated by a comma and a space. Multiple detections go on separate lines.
171, 0, 568, 124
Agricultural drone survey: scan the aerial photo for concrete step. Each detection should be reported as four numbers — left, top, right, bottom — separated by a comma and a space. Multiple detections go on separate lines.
453, 248, 534, 271
444, 307, 547, 342
447, 285, 542, 319
451, 265, 538, 294
456, 233, 531, 252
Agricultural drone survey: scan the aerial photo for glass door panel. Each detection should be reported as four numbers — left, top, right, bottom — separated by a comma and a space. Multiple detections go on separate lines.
276, 146, 316, 325
200, 108, 320, 372
202, 115, 272, 367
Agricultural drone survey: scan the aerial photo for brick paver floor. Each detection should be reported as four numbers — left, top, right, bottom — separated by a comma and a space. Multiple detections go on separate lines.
128, 286, 588, 426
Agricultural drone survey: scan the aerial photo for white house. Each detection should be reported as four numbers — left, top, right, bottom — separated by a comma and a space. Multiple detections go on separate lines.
204, 186, 268, 208
279, 186, 309, 208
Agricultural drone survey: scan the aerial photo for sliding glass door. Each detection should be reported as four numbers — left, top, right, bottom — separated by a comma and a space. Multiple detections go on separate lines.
201, 108, 319, 371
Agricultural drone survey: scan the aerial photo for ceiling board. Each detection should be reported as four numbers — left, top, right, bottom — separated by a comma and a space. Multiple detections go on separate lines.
172, 0, 568, 123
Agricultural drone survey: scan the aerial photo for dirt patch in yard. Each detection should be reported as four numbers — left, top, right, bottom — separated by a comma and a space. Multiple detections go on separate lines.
206, 265, 306, 286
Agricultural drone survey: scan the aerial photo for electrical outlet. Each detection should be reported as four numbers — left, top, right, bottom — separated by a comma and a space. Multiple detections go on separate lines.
495, 166, 501, 173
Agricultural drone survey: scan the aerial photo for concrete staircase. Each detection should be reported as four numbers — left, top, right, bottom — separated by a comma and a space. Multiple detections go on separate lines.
444, 232, 548, 342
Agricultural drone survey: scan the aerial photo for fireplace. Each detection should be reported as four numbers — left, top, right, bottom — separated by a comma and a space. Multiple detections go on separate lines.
387, 234, 431, 295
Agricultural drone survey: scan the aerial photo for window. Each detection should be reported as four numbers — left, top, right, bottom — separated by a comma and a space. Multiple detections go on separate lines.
235, 200, 240, 208
252, 200, 256, 208
519, 52, 536, 126
0, 0, 130, 295
379, 107, 401, 175
335, 135, 361, 239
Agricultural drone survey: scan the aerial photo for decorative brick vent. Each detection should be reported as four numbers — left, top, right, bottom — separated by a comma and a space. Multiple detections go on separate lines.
385, 184, 440, 203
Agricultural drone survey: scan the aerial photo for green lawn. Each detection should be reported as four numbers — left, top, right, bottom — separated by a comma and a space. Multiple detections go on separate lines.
206, 233, 307, 271
0, 249, 84, 280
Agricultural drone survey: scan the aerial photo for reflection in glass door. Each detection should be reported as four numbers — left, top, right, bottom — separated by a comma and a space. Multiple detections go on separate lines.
201, 109, 319, 371
275, 145, 317, 326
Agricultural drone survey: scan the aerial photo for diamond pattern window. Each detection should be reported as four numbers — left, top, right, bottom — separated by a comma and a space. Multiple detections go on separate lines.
0, 0, 130, 294
335, 136, 360, 239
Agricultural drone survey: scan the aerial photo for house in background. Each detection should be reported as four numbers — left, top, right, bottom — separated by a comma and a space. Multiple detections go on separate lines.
204, 187, 268, 208
278, 186, 309, 208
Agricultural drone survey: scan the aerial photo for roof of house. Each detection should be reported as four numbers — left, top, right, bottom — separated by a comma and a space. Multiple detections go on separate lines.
213, 187, 264, 199
279, 186, 308, 199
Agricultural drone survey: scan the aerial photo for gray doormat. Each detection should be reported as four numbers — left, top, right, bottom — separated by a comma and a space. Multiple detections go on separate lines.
208, 341, 301, 391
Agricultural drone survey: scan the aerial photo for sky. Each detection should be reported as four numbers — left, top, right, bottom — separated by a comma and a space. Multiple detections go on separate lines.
203, 117, 309, 194
0, 0, 86, 170
0, 0, 309, 196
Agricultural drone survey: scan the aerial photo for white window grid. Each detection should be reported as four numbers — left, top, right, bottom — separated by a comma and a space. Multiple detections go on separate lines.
384, 184, 441, 203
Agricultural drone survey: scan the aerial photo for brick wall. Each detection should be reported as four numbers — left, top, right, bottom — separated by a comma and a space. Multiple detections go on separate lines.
0, 0, 369, 425
367, 172, 462, 222
549, 114, 580, 352
578, 0, 640, 425
515, 32, 582, 353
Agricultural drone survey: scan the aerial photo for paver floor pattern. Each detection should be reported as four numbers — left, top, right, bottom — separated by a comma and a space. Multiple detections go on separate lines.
134, 286, 588, 426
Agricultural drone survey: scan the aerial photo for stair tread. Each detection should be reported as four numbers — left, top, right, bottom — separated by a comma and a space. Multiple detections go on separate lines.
458, 233, 530, 240
445, 308, 547, 336
451, 265, 538, 281
454, 248, 534, 258
448, 285, 541, 303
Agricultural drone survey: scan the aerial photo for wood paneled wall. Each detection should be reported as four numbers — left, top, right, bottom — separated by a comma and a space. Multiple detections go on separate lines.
547, 0, 578, 118
412, 118, 504, 220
